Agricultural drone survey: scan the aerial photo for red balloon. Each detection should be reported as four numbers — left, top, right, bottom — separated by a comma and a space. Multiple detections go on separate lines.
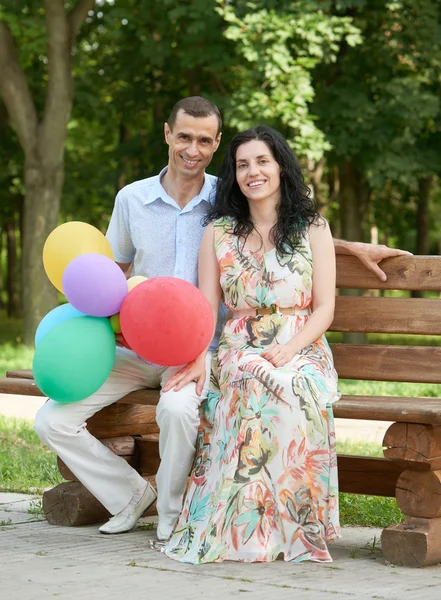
119, 277, 214, 366
118, 333, 132, 351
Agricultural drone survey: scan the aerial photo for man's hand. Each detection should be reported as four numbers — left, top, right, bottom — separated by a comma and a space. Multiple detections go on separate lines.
162, 354, 207, 396
334, 240, 412, 282
115, 333, 132, 350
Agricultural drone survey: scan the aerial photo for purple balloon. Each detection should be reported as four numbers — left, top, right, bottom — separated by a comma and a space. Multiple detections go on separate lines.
62, 253, 128, 317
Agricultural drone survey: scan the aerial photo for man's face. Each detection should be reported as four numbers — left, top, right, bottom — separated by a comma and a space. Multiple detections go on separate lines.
164, 110, 221, 179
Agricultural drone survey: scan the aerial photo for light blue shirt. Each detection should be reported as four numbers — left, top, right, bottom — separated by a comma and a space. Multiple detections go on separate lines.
106, 167, 226, 352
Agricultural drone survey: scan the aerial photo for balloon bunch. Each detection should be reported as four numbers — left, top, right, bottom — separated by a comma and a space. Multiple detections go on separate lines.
33, 222, 127, 403
33, 222, 215, 404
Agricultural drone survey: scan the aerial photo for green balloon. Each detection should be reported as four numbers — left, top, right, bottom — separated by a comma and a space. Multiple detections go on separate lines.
33, 316, 116, 403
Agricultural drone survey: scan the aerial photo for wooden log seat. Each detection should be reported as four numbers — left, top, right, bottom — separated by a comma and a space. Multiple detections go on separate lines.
2, 254, 441, 567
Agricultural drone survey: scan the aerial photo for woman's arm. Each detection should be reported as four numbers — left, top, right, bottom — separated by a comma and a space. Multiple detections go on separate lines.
198, 222, 222, 334
262, 219, 335, 367
162, 223, 222, 394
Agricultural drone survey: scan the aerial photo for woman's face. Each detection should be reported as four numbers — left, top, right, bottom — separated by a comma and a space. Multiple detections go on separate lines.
235, 140, 281, 206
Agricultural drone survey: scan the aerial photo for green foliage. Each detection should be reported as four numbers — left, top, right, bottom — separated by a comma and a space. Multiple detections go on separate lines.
1, 0, 441, 316
314, 0, 441, 184
217, 0, 362, 160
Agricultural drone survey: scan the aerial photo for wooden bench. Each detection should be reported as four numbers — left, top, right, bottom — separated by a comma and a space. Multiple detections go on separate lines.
2, 254, 441, 567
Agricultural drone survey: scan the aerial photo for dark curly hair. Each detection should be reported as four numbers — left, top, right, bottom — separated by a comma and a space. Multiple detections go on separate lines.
205, 125, 320, 255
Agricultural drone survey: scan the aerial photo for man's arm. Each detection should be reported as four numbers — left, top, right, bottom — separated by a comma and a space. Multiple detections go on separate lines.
333, 239, 412, 282
116, 262, 132, 278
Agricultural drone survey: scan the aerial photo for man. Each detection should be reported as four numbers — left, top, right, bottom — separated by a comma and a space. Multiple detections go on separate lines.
35, 96, 409, 541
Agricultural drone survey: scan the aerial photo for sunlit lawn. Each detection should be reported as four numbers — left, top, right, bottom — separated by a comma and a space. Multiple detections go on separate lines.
0, 416, 63, 494
0, 312, 33, 376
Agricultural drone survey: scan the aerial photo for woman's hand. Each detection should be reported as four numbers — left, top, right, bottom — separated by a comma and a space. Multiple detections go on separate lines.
261, 343, 297, 368
163, 354, 207, 396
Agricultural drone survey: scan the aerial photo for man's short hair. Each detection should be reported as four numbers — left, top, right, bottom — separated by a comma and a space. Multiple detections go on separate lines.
167, 96, 222, 136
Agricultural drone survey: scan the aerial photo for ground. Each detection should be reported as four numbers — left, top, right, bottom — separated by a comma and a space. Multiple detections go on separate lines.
1, 395, 440, 599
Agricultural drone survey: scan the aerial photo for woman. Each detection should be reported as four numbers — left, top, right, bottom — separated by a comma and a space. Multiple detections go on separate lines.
162, 125, 340, 564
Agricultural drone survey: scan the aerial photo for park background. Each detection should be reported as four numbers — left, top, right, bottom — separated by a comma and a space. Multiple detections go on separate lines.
0, 0, 441, 527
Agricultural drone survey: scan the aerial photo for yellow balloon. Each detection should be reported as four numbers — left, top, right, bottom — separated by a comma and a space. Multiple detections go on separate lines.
109, 314, 121, 334
43, 222, 114, 293
127, 276, 148, 292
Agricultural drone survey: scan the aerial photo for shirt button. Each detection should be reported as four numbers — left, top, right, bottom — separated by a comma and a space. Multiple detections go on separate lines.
179, 239, 183, 244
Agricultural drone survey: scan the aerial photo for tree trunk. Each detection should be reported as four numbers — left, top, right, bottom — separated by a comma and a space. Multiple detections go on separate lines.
0, 2, 97, 344
412, 176, 433, 299
338, 159, 369, 344
116, 123, 131, 194
17, 194, 24, 256
0, 228, 4, 310
6, 219, 21, 317
416, 176, 433, 256
22, 158, 62, 343
339, 159, 368, 241
308, 158, 326, 211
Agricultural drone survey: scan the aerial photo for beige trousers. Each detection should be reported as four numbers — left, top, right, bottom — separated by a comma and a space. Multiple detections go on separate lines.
34, 347, 212, 529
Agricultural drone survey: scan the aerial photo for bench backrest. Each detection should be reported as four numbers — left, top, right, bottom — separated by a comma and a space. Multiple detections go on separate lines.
330, 255, 441, 385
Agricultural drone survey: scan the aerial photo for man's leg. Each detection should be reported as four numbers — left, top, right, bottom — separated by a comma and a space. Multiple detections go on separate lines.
34, 348, 160, 515
155, 352, 212, 539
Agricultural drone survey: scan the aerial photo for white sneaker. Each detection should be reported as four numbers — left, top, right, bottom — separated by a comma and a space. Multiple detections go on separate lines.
157, 521, 175, 542
99, 482, 157, 535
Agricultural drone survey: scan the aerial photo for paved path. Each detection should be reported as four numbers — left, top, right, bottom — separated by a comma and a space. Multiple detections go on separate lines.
1, 493, 441, 600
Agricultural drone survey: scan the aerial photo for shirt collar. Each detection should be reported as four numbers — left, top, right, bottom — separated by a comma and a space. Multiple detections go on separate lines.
143, 166, 213, 210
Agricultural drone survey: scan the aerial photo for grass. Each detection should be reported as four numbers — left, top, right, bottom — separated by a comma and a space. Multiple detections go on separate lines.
339, 494, 403, 528
0, 312, 33, 376
326, 330, 441, 347
0, 343, 34, 378
336, 439, 404, 528
338, 378, 441, 398
0, 416, 63, 494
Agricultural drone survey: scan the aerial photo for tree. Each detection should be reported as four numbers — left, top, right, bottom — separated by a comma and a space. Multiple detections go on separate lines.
216, 0, 362, 162
313, 0, 441, 246
0, 0, 95, 343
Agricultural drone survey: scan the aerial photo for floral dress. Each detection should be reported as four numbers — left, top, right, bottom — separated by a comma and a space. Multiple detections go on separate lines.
164, 217, 341, 564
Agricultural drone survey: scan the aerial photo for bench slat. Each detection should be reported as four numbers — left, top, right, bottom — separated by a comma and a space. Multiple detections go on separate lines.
0, 377, 44, 396
334, 395, 441, 424
87, 403, 159, 438
0, 378, 160, 404
337, 455, 403, 496
2, 376, 441, 424
6, 369, 34, 379
116, 389, 159, 406
331, 296, 441, 335
331, 343, 441, 383
336, 255, 441, 291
